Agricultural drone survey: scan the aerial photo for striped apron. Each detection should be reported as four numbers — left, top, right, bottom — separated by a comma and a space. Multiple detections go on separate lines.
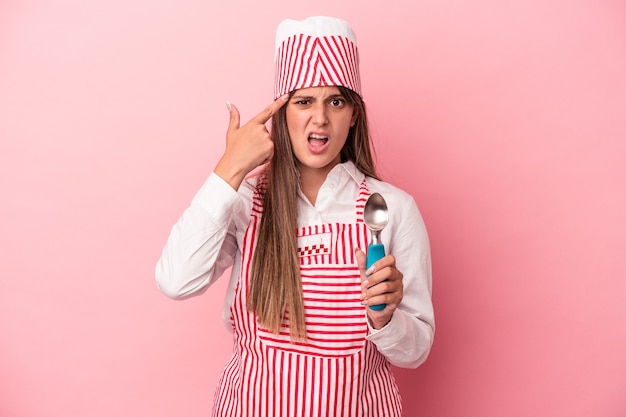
213, 180, 402, 417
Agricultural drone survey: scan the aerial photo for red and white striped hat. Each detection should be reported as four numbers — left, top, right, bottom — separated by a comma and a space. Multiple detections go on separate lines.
274, 16, 362, 99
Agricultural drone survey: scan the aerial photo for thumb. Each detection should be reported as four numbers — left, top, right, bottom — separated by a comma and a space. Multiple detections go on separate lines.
226, 101, 240, 134
355, 248, 367, 278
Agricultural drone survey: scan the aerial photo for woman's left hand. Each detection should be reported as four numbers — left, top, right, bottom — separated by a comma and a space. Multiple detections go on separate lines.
355, 248, 404, 329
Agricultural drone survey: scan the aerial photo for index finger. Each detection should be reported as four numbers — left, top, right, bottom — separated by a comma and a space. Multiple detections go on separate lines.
253, 94, 289, 124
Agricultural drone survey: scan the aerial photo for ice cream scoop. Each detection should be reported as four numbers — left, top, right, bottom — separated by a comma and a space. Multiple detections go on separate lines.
363, 192, 389, 311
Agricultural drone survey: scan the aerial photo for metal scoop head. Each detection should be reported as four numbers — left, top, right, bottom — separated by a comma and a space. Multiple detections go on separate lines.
364, 192, 389, 244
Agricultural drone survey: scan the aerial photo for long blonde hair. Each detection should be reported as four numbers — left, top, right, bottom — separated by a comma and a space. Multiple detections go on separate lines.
247, 86, 379, 340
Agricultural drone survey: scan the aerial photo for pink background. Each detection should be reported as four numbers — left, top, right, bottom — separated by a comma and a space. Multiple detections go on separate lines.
1, 0, 625, 416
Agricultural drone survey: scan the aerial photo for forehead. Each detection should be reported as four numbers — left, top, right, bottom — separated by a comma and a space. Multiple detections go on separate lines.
291, 86, 342, 97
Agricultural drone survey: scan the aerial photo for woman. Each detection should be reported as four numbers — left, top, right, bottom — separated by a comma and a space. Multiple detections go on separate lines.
156, 16, 434, 416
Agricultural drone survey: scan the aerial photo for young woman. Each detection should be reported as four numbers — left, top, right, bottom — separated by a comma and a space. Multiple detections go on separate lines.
156, 16, 434, 417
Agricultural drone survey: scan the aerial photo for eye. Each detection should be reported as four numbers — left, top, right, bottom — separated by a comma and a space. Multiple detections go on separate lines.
330, 98, 345, 107
294, 99, 310, 105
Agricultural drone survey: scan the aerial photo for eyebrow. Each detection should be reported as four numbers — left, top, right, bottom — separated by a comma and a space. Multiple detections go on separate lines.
291, 94, 345, 101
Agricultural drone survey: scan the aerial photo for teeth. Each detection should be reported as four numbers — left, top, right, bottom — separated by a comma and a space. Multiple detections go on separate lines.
309, 134, 328, 139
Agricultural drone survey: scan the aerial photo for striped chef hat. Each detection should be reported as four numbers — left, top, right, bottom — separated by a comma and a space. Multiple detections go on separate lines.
274, 16, 362, 99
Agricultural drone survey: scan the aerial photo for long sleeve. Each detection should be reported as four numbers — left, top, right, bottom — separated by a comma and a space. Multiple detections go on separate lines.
365, 185, 435, 369
155, 173, 244, 299
155, 163, 435, 367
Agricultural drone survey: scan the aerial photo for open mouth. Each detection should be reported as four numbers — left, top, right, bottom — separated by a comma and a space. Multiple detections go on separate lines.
308, 133, 329, 148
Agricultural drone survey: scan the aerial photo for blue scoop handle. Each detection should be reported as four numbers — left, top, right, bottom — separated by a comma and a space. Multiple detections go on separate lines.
366, 243, 386, 311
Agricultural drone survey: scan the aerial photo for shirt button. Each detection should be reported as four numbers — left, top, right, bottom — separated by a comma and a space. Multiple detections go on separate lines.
328, 183, 335, 189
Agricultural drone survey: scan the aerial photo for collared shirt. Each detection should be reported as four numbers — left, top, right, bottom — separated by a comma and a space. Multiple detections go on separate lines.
156, 161, 434, 368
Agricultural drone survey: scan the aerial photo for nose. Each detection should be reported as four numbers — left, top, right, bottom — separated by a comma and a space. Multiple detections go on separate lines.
311, 102, 329, 126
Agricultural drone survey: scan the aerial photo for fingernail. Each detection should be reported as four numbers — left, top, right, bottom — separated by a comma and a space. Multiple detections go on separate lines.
279, 94, 289, 101
226, 100, 232, 111
366, 266, 375, 276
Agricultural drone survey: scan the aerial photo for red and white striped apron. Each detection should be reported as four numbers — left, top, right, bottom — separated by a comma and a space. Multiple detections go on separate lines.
213, 180, 402, 417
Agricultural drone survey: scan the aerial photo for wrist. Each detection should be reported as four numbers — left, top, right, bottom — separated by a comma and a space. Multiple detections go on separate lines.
214, 158, 247, 191
367, 313, 392, 330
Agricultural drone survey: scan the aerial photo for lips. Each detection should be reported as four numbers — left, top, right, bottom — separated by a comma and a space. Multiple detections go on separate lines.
308, 133, 329, 149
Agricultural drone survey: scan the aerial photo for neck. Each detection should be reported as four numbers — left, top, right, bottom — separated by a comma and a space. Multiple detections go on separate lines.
298, 162, 339, 206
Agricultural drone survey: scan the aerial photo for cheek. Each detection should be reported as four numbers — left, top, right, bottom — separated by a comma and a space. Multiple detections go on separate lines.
285, 112, 296, 137
337, 114, 355, 135
286, 112, 305, 135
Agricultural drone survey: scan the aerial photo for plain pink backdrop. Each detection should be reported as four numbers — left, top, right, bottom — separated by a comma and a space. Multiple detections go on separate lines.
1, 0, 625, 416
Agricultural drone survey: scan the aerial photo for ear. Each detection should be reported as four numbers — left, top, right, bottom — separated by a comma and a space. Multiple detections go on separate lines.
350, 107, 359, 127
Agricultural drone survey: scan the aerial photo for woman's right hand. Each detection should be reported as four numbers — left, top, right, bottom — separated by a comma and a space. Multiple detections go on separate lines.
214, 95, 289, 190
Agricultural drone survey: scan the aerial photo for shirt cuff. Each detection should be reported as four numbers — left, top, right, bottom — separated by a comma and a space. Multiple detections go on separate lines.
365, 308, 409, 346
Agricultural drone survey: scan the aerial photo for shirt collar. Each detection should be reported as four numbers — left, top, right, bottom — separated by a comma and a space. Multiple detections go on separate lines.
328, 160, 366, 186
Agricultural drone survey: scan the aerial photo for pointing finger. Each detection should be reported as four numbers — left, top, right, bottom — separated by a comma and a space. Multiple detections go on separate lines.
252, 94, 289, 125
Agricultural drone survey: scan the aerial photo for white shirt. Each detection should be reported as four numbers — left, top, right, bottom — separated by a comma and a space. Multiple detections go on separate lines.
156, 161, 434, 369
